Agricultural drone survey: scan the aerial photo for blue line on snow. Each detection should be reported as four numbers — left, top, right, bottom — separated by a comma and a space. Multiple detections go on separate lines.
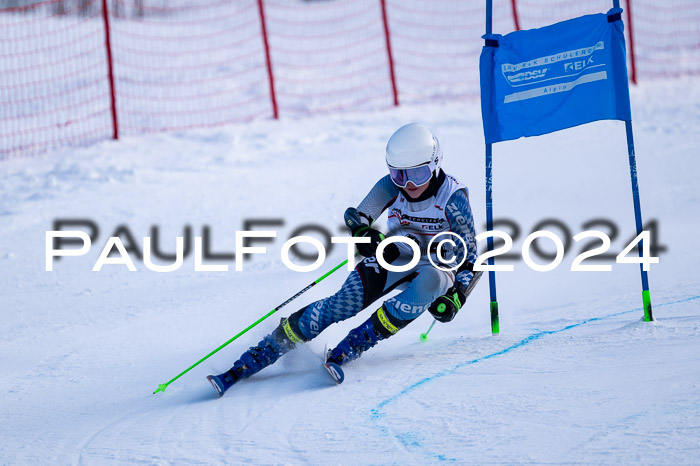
369, 294, 700, 461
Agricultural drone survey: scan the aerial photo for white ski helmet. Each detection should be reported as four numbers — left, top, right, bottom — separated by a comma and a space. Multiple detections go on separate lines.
385, 123, 442, 188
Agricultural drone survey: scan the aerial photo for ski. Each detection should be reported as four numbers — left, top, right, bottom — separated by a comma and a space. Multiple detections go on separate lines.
207, 370, 240, 398
207, 374, 227, 397
323, 343, 345, 384
324, 361, 344, 384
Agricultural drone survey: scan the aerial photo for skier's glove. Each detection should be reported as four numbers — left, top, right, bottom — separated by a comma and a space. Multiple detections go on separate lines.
344, 207, 399, 262
344, 207, 371, 236
354, 226, 384, 257
428, 282, 468, 323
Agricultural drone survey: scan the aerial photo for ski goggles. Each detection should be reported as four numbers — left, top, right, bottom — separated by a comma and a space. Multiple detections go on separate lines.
388, 164, 433, 188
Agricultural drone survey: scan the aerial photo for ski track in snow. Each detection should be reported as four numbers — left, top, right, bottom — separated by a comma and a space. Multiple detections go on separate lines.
369, 294, 700, 463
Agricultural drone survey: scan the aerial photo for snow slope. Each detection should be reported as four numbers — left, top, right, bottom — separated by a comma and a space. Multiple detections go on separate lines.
1, 78, 699, 464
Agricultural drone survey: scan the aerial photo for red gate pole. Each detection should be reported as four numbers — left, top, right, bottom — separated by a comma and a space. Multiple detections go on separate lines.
379, 0, 399, 106
257, 0, 278, 119
626, 0, 637, 84
101, 0, 118, 139
511, 0, 520, 31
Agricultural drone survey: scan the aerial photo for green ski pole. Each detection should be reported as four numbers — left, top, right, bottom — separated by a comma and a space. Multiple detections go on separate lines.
153, 257, 353, 394
419, 319, 436, 342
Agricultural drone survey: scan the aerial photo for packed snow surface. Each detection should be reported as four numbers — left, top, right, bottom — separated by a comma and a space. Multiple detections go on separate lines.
1, 79, 699, 464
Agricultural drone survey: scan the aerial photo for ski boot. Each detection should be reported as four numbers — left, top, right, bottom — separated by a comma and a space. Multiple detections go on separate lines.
324, 305, 407, 384
207, 317, 305, 397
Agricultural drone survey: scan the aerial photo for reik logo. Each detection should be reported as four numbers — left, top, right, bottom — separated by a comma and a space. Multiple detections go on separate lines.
564, 56, 594, 73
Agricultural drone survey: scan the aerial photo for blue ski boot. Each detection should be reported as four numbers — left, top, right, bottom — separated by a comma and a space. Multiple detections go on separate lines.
324, 305, 407, 384
207, 317, 306, 397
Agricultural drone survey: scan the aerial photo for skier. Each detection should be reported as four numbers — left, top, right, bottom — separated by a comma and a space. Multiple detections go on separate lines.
208, 122, 480, 396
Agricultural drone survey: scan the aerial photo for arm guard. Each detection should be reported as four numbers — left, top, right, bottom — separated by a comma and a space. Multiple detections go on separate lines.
444, 188, 478, 289
355, 175, 399, 225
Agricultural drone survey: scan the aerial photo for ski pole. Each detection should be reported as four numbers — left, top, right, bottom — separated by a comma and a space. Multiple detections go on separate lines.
153, 256, 353, 394
420, 319, 437, 342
